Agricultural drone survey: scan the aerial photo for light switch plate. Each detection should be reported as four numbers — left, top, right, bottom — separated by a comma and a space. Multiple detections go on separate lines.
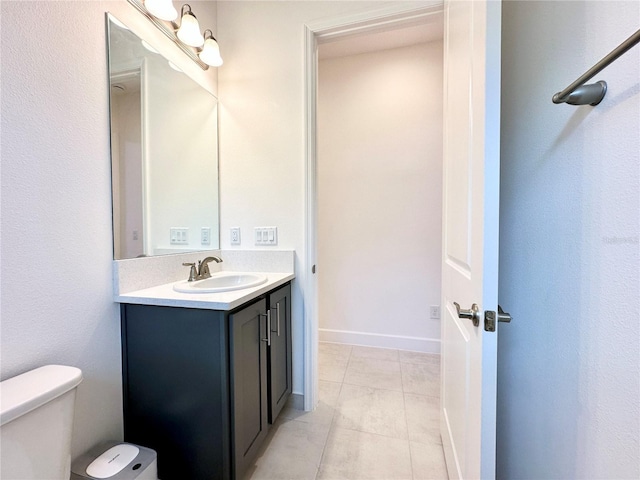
201, 227, 211, 245
254, 227, 278, 246
170, 227, 189, 245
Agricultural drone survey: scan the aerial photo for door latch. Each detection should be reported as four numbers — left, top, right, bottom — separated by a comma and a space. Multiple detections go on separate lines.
484, 305, 512, 332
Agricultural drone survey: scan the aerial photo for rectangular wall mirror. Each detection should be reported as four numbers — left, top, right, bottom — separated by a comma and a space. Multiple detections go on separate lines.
107, 13, 220, 259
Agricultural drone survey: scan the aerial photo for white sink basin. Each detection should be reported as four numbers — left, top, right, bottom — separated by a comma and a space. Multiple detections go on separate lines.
173, 272, 268, 294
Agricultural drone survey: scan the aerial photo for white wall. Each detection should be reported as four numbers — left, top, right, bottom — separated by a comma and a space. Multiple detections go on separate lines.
217, 0, 427, 393
498, 1, 639, 478
317, 41, 443, 352
0, 0, 217, 459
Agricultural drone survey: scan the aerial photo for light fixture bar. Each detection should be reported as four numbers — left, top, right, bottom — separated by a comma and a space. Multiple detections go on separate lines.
126, 0, 208, 70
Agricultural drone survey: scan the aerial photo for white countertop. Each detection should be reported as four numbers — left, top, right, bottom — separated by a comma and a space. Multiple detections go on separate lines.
115, 272, 295, 311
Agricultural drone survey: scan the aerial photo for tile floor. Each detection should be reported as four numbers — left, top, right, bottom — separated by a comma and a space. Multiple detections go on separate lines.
246, 343, 449, 480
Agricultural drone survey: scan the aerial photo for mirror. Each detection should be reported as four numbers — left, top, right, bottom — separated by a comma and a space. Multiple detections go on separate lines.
107, 14, 219, 259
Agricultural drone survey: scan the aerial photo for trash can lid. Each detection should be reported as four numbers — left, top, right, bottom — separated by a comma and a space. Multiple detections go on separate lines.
86, 444, 140, 478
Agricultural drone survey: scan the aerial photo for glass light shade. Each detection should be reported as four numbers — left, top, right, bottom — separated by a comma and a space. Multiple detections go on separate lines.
141, 40, 159, 54
199, 37, 223, 67
110, 17, 129, 30
144, 0, 178, 21
177, 12, 204, 47
168, 61, 183, 72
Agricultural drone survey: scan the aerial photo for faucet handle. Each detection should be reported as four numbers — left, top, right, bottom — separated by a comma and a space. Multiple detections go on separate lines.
182, 262, 198, 282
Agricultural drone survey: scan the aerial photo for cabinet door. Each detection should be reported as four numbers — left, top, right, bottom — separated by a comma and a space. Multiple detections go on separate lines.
230, 299, 268, 479
268, 284, 292, 423
121, 304, 230, 480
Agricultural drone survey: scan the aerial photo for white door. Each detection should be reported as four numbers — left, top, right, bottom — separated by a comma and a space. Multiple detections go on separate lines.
440, 0, 502, 479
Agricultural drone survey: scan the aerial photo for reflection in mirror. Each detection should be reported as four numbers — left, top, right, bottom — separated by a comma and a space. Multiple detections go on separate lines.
107, 14, 219, 259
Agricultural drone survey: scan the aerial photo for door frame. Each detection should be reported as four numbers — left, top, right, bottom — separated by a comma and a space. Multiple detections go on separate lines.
302, 1, 445, 411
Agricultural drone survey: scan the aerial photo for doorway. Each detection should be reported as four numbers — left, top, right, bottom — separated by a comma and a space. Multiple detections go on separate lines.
316, 19, 444, 355
303, 2, 503, 477
303, 2, 445, 409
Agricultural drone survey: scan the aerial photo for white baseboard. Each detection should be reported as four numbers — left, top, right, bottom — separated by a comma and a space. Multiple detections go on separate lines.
319, 328, 440, 354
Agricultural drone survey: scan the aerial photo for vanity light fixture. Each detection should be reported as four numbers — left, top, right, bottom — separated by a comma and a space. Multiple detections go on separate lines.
199, 30, 223, 67
126, 0, 222, 70
143, 0, 177, 21
176, 5, 204, 47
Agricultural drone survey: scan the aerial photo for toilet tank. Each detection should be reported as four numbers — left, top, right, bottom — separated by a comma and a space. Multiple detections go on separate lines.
0, 365, 83, 480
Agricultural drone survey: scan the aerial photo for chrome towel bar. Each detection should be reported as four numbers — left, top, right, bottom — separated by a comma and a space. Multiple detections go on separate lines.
552, 29, 640, 106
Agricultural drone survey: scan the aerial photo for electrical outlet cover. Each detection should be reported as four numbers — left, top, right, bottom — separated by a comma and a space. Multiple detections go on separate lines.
230, 227, 241, 245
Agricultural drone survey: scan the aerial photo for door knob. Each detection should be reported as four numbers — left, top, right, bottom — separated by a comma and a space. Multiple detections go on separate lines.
497, 305, 512, 323
453, 302, 480, 327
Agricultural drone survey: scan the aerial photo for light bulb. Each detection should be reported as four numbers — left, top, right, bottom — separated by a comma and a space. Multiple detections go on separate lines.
199, 34, 223, 67
176, 10, 204, 47
144, 0, 178, 21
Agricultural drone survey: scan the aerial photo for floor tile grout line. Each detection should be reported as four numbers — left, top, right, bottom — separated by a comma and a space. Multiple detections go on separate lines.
400, 361, 442, 367
342, 352, 404, 393
282, 413, 445, 449
329, 422, 412, 442
321, 341, 438, 363
402, 389, 416, 480
339, 345, 353, 383
340, 380, 403, 394
316, 344, 350, 479
400, 350, 416, 480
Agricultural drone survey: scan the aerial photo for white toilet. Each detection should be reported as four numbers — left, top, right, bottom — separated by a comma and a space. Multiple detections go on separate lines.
0, 365, 158, 480
0, 365, 83, 479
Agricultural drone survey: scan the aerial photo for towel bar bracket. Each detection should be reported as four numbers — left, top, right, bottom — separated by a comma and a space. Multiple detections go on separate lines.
552, 29, 640, 106
553, 80, 608, 106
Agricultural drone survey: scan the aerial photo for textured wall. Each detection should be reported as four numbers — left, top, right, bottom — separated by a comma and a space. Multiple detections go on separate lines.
498, 1, 640, 477
216, 0, 417, 393
317, 41, 443, 352
1, 0, 217, 459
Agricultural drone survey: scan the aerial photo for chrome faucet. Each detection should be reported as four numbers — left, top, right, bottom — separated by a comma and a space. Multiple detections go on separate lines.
182, 255, 223, 282
198, 256, 223, 279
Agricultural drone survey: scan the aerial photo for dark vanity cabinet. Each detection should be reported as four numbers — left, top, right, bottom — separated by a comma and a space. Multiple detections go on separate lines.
267, 285, 292, 422
230, 298, 268, 478
120, 283, 292, 480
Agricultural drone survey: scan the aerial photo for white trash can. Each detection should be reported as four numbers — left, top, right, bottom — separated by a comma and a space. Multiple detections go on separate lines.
71, 442, 157, 480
